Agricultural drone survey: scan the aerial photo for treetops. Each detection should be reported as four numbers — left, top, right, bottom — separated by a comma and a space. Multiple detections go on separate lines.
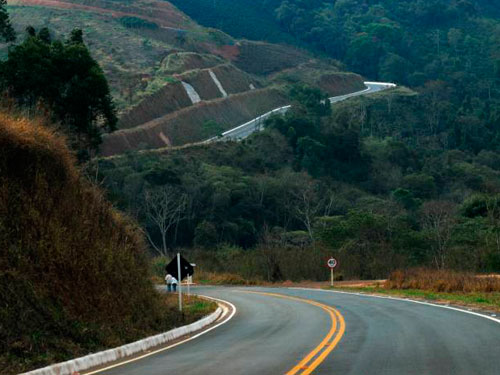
0, 27, 117, 161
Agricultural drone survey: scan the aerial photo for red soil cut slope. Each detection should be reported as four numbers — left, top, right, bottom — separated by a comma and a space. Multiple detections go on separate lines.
317, 73, 365, 96
100, 88, 288, 156
119, 81, 193, 129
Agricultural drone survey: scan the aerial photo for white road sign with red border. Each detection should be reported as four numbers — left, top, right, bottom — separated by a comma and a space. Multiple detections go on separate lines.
327, 257, 338, 269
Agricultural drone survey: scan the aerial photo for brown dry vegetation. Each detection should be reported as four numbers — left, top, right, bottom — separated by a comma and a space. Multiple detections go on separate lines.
385, 269, 500, 293
161, 52, 224, 74
0, 113, 214, 374
195, 270, 255, 285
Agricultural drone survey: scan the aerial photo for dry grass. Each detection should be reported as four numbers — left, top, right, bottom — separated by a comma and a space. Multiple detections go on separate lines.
195, 270, 257, 285
0, 112, 215, 374
385, 268, 500, 293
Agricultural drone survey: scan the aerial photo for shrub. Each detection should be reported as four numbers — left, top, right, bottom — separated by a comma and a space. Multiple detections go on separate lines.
119, 16, 159, 30
385, 268, 500, 293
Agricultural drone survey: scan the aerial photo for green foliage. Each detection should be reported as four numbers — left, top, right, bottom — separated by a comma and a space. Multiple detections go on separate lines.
97, 85, 500, 278
201, 120, 224, 138
169, 0, 293, 43
173, 0, 500, 149
266, 85, 368, 181
0, 28, 117, 160
0, 0, 15, 42
194, 220, 218, 248
119, 16, 159, 30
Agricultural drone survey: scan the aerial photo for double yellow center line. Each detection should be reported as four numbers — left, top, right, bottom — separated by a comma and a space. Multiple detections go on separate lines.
242, 291, 345, 375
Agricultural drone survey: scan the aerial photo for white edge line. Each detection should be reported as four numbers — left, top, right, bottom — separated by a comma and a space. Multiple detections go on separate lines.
288, 287, 500, 324
84, 295, 237, 375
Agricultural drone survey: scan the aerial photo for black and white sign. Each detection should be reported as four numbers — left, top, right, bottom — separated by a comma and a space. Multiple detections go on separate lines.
165, 254, 194, 280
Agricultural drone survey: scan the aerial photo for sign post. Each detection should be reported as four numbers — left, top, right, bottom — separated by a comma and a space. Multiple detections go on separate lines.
165, 254, 195, 312
177, 253, 182, 312
188, 263, 196, 297
327, 257, 338, 287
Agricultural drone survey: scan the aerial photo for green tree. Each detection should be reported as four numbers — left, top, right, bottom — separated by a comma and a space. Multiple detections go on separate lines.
1, 28, 117, 160
0, 0, 15, 42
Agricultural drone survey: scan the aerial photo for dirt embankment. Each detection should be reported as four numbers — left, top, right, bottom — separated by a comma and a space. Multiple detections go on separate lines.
211, 64, 260, 93
119, 64, 260, 129
119, 81, 193, 129
176, 64, 260, 101
101, 88, 288, 156
176, 69, 221, 101
317, 73, 365, 96
161, 52, 224, 74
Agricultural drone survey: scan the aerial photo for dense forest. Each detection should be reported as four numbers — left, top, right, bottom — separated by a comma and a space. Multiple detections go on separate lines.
171, 0, 500, 145
98, 85, 500, 281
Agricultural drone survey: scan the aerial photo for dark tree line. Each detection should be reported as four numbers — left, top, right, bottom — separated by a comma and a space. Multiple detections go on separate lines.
0, 4, 117, 161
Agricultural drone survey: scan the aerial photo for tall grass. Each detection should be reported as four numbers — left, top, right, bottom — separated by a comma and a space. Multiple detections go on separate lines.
385, 268, 500, 293
0, 113, 211, 374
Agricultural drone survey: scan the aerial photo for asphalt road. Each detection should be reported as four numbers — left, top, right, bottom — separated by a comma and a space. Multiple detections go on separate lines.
92, 286, 500, 375
214, 81, 396, 141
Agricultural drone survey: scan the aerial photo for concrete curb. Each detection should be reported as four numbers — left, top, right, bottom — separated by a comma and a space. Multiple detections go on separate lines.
20, 306, 223, 375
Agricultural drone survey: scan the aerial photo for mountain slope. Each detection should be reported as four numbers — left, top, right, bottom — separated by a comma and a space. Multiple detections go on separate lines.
0, 113, 208, 374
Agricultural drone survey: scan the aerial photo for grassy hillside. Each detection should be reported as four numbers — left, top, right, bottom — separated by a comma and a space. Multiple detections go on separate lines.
0, 113, 214, 374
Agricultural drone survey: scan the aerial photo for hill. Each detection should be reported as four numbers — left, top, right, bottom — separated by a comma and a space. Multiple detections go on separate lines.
96, 86, 500, 281
3, 0, 365, 155
0, 113, 212, 374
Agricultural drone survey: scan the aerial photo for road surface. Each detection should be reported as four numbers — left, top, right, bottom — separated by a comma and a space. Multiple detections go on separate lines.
207, 81, 396, 142
88, 286, 500, 375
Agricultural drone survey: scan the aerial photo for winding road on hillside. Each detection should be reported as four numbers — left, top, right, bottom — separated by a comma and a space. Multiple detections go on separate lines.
87, 286, 500, 375
210, 81, 396, 142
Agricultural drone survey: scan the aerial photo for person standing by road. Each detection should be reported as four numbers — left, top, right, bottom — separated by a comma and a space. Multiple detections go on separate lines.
165, 273, 173, 292
171, 276, 178, 292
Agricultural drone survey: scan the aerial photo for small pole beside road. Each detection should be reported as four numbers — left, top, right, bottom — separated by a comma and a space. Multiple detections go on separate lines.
177, 253, 182, 312
327, 257, 338, 287
165, 254, 194, 312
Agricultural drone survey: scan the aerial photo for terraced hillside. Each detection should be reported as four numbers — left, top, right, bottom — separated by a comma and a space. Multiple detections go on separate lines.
4, 0, 365, 154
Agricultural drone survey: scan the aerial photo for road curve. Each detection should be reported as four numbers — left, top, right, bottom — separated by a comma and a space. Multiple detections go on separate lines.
86, 286, 500, 375
207, 81, 396, 142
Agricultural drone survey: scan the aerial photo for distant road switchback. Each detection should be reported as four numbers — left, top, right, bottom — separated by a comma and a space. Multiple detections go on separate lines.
85, 286, 500, 375
207, 82, 396, 142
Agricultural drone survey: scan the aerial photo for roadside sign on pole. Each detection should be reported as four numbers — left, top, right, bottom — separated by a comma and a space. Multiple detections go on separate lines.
177, 253, 182, 312
327, 257, 338, 287
327, 257, 338, 269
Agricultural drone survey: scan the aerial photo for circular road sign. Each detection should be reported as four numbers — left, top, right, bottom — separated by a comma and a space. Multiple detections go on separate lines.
327, 257, 338, 269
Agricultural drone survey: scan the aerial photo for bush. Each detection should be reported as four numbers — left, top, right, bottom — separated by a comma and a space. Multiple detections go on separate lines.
385, 268, 500, 293
119, 16, 159, 30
